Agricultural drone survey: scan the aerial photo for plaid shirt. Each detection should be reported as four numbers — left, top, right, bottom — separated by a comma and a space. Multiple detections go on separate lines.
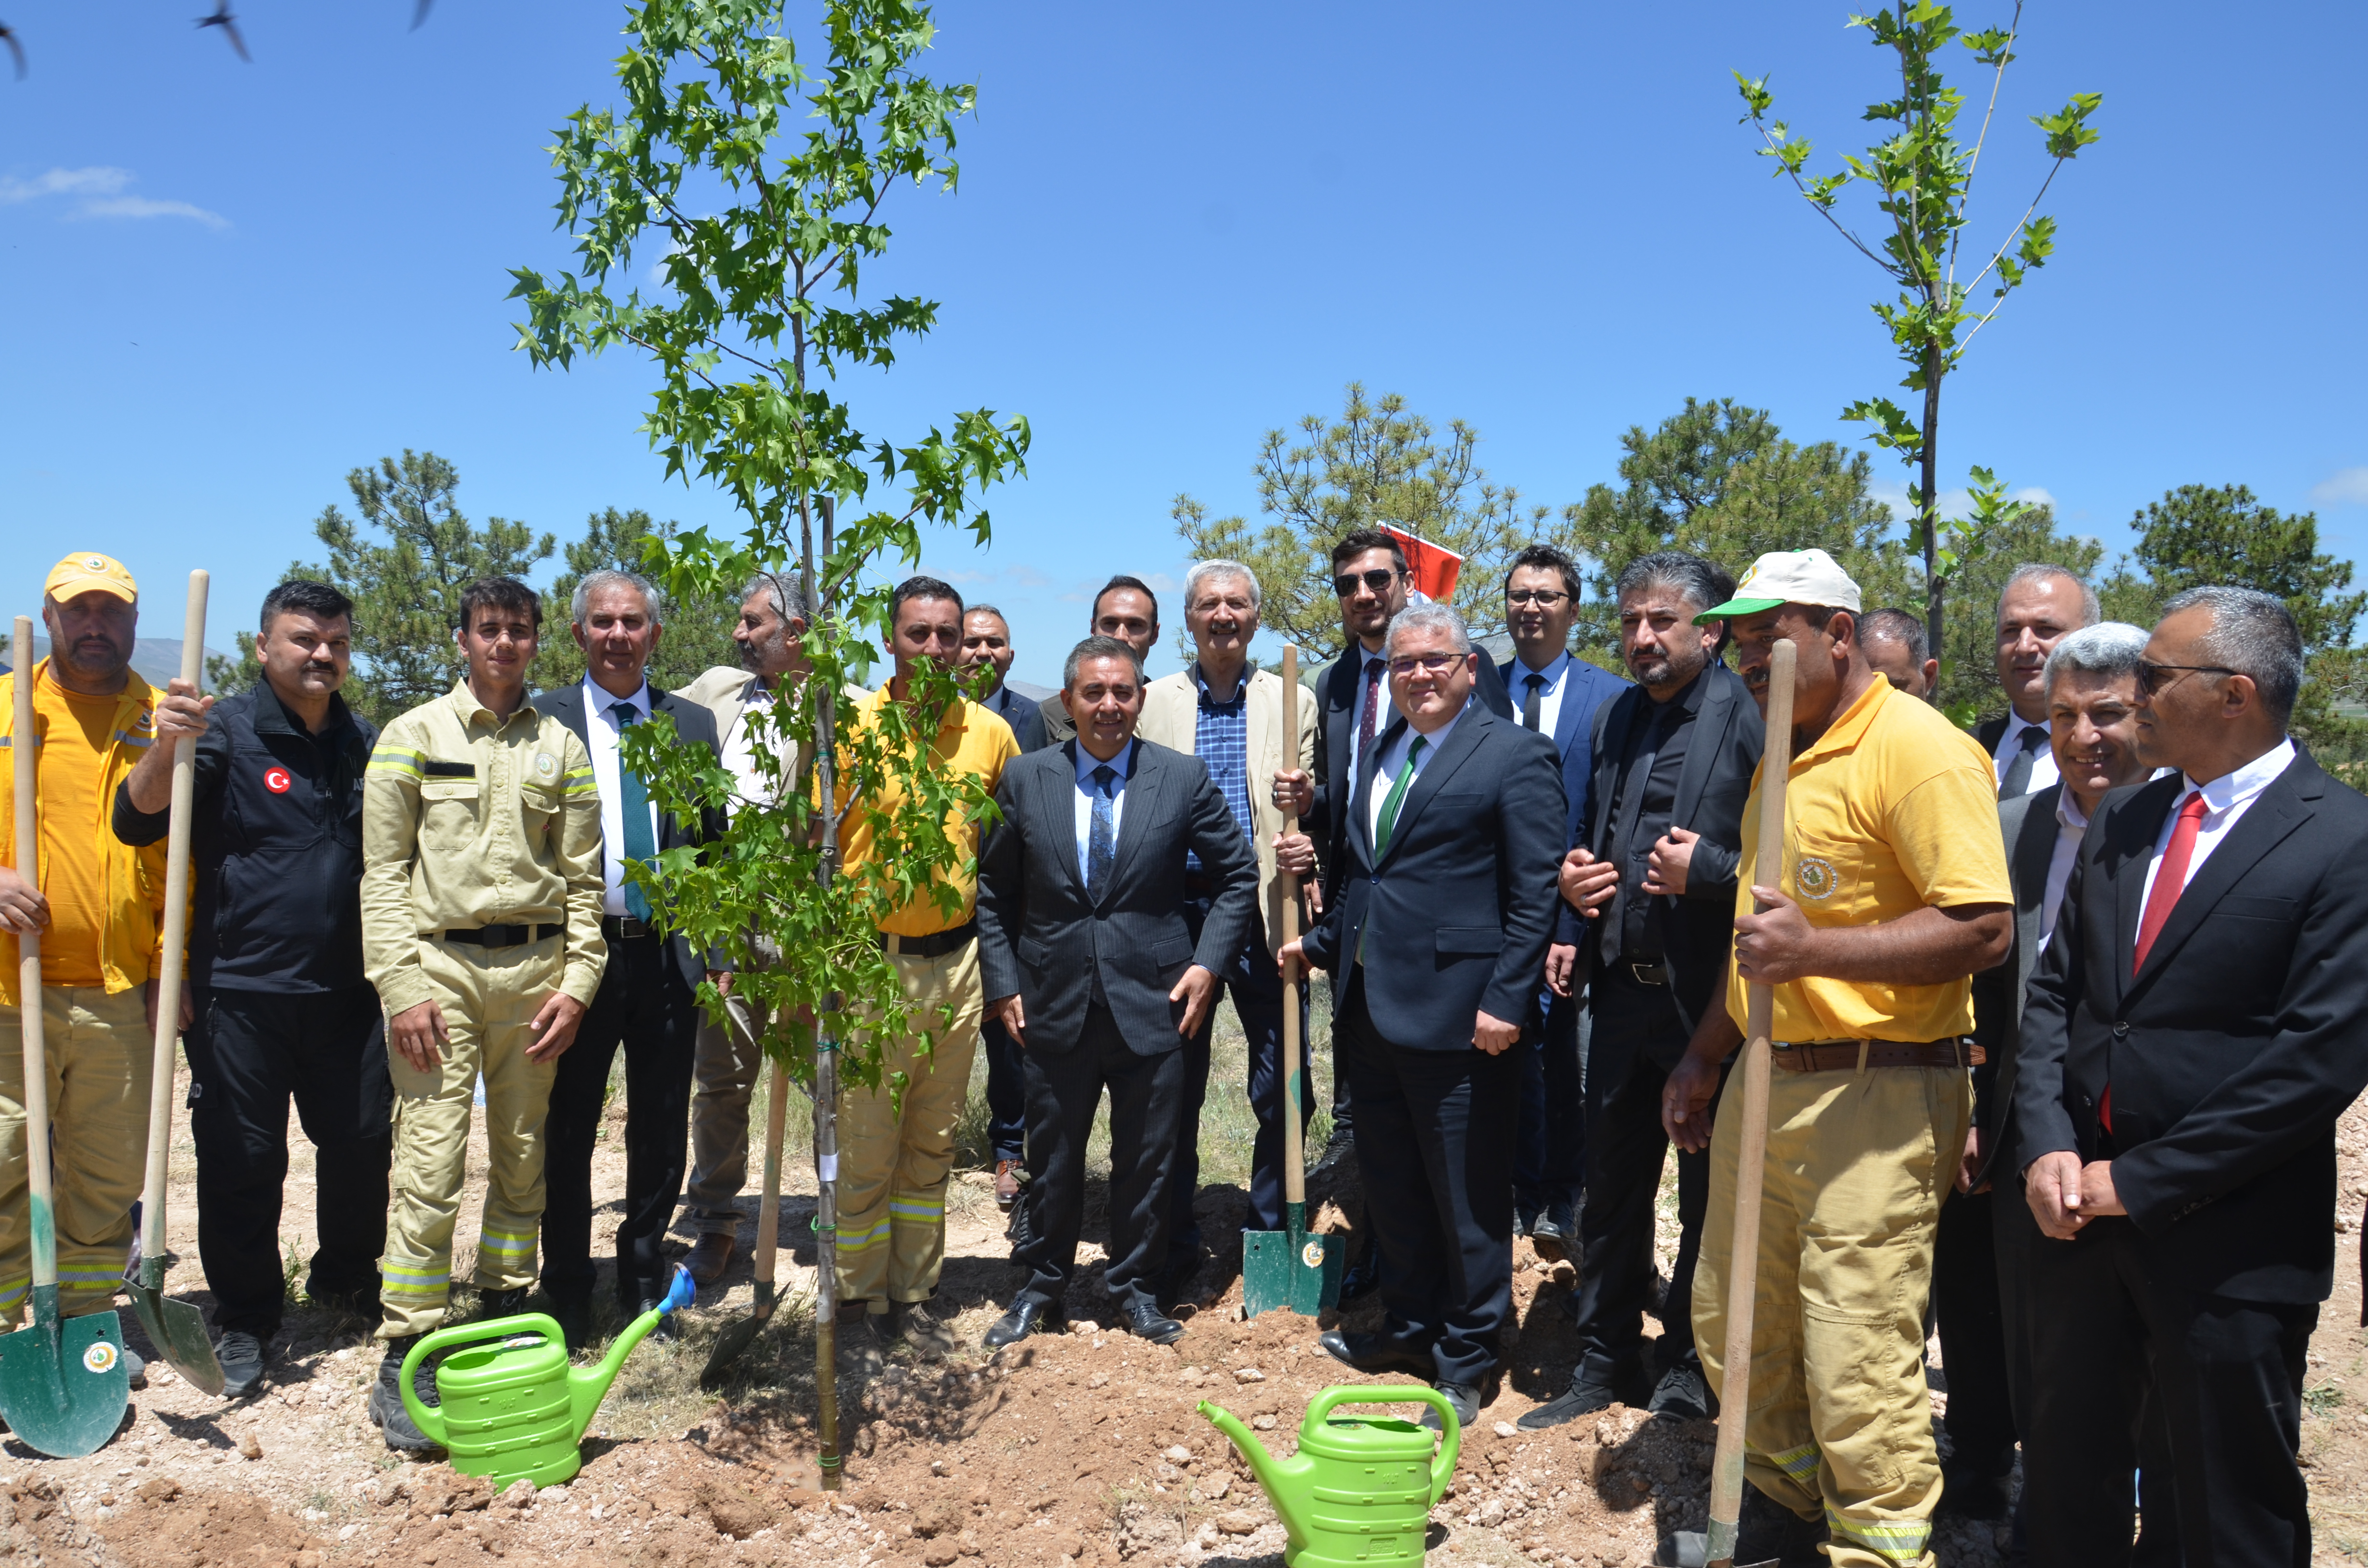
1186, 664, 1254, 873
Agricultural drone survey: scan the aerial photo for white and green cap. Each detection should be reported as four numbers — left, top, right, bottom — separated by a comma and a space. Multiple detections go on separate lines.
1697, 547, 1863, 619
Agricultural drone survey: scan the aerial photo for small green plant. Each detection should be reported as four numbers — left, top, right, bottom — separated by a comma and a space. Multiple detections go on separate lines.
2304, 1380, 2345, 1417
281, 1238, 306, 1305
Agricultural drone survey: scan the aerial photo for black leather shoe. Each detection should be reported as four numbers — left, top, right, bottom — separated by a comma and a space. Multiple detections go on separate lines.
1647, 1363, 1715, 1420
476, 1287, 530, 1321
1317, 1329, 1432, 1378
1122, 1302, 1185, 1346
1516, 1203, 1541, 1239
369, 1335, 442, 1454
1529, 1209, 1570, 1263
1423, 1381, 1480, 1433
545, 1291, 594, 1353
1661, 1487, 1825, 1568
635, 1298, 677, 1345
1938, 1462, 2011, 1519
1337, 1241, 1381, 1304
1518, 1361, 1652, 1430
983, 1298, 1059, 1348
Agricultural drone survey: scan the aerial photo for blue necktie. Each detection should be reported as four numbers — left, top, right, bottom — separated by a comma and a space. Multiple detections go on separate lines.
1087, 764, 1118, 896
613, 702, 656, 921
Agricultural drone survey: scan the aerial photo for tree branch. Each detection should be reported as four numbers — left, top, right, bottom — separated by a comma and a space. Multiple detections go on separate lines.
1747, 118, 1894, 275
1949, 0, 2024, 277
1961, 156, 2065, 300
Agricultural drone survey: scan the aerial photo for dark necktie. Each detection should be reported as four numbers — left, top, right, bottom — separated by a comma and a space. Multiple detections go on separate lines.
1087, 764, 1118, 896
1998, 723, 2046, 799
612, 702, 656, 922
1523, 672, 1545, 731
1357, 656, 1387, 768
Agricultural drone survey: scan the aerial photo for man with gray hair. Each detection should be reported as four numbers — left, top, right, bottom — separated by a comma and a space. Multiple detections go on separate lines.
532, 568, 727, 1346
1983, 563, 2100, 798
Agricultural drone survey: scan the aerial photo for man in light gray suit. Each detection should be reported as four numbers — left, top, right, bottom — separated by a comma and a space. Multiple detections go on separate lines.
975, 635, 1260, 1347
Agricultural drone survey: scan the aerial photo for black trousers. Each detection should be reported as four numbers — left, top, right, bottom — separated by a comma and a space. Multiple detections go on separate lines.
185, 983, 391, 1339
1934, 1185, 2016, 1476
1013, 998, 1188, 1314
2021, 1212, 2315, 1568
1569, 968, 1710, 1382
540, 935, 700, 1311
982, 1012, 1026, 1164
1169, 901, 1310, 1257
1338, 971, 1518, 1390
1514, 986, 1585, 1220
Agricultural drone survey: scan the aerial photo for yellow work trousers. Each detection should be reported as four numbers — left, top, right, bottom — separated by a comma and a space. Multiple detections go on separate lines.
378, 935, 562, 1341
1694, 1062, 1970, 1568
0, 986, 152, 1319
834, 936, 980, 1310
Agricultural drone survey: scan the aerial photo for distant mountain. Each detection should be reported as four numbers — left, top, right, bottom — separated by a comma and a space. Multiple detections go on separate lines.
0, 637, 228, 690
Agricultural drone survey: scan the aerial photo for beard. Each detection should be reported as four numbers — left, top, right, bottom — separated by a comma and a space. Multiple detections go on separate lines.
737, 636, 780, 674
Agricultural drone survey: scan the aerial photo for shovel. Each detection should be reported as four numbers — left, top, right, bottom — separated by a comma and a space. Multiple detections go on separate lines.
124, 573, 224, 1395
701, 1039, 789, 1384
1242, 645, 1340, 1318
0, 615, 132, 1455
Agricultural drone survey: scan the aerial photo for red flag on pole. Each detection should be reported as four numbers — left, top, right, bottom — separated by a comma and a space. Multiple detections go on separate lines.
1381, 526, 1462, 605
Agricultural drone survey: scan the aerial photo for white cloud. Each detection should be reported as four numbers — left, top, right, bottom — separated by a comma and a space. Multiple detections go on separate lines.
2309, 467, 2368, 507
0, 165, 224, 228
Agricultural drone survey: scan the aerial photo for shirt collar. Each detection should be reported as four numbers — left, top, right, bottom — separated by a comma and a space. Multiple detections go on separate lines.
1191, 662, 1249, 710
1074, 737, 1137, 787
2183, 738, 2296, 815
1394, 707, 1462, 763
2004, 711, 2050, 743
2055, 787, 2092, 833
249, 678, 351, 741
1795, 672, 1891, 764
1512, 649, 1572, 692
587, 676, 653, 721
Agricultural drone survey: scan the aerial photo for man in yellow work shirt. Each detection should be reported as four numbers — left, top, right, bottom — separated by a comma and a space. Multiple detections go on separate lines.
831, 576, 1016, 1356
0, 553, 173, 1376
1659, 550, 2011, 1568
359, 576, 605, 1452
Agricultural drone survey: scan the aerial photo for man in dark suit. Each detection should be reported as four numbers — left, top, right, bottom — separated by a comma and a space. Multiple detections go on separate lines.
1036, 578, 1160, 748
1498, 543, 1628, 1257
975, 636, 1259, 1348
1524, 551, 1759, 1428
2014, 587, 2368, 1568
1282, 603, 1563, 1430
1976, 564, 2097, 799
532, 569, 726, 1347
962, 604, 1048, 755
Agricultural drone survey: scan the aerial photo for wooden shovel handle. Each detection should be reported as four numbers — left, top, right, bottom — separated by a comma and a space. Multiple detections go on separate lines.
753, 1044, 789, 1287
1278, 645, 1306, 1208
12, 616, 56, 1286
140, 572, 208, 1265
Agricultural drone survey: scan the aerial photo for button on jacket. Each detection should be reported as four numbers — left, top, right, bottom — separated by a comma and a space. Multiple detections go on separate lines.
112, 681, 376, 993
360, 679, 607, 1018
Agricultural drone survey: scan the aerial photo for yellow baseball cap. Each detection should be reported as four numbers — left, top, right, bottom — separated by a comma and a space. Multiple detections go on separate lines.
43, 552, 138, 604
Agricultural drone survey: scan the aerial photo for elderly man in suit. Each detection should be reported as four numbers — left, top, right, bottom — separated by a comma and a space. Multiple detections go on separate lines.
976, 636, 1259, 1348
1036, 578, 1161, 748
1281, 602, 1564, 1430
1527, 551, 1760, 1429
2013, 588, 2368, 1568
1979, 565, 2098, 799
532, 569, 726, 1348
1138, 560, 1319, 1302
1499, 543, 1628, 1257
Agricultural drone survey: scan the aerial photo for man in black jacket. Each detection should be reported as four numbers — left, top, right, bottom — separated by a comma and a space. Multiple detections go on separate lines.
1524, 551, 1760, 1428
114, 580, 387, 1397
532, 570, 726, 1347
2014, 587, 2368, 1568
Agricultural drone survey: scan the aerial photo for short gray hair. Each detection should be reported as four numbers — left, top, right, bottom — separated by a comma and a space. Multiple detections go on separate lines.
572, 568, 662, 627
1383, 601, 1473, 660
1860, 607, 1930, 666
741, 571, 808, 626
1062, 634, 1144, 690
1184, 559, 1261, 613
2041, 621, 2149, 698
2159, 586, 2304, 726
1998, 563, 2099, 629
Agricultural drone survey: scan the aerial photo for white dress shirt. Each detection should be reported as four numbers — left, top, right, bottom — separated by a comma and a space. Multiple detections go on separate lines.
1367, 710, 1462, 846
582, 676, 662, 918
716, 677, 769, 813
1508, 650, 1575, 738
1073, 738, 1135, 885
2038, 788, 2092, 946
1992, 712, 2060, 796
2137, 740, 2297, 914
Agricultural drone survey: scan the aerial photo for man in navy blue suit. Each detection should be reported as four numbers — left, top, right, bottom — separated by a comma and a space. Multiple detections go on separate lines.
1498, 545, 1628, 1255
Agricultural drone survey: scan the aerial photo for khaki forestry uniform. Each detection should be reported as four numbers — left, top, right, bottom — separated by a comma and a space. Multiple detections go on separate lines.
361, 680, 605, 1339
1693, 676, 2009, 1568
830, 688, 1015, 1310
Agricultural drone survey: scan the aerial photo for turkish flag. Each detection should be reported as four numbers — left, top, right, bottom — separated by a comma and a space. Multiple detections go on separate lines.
1381, 526, 1462, 605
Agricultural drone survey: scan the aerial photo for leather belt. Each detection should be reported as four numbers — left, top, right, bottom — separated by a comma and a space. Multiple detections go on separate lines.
1623, 960, 1668, 987
880, 920, 977, 960
1771, 1037, 1984, 1073
442, 923, 561, 949
601, 915, 658, 941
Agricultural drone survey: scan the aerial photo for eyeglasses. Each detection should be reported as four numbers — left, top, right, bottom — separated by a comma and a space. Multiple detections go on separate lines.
1387, 652, 1466, 678
2135, 659, 2237, 696
1332, 568, 1400, 598
1506, 588, 1570, 607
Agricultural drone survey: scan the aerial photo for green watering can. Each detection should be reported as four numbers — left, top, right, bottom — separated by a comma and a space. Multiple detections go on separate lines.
1199, 1385, 1461, 1568
400, 1265, 695, 1491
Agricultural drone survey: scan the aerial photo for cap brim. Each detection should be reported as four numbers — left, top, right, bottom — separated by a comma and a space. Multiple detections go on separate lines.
1694, 596, 1783, 621
45, 575, 136, 603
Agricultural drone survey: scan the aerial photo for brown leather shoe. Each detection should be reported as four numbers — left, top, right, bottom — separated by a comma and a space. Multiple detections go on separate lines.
685, 1230, 737, 1287
995, 1158, 1023, 1211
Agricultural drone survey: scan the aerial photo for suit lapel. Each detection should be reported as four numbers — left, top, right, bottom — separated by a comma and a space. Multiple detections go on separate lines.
1372, 710, 1490, 870
1039, 744, 1089, 898
1670, 671, 1729, 832
2107, 774, 2187, 1008
1589, 692, 1638, 857
1548, 664, 1590, 761
2127, 768, 2314, 994
549, 686, 591, 749
1104, 743, 1164, 899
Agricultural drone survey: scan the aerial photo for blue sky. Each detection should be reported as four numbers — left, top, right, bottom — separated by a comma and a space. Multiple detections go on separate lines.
3, 2, 2361, 688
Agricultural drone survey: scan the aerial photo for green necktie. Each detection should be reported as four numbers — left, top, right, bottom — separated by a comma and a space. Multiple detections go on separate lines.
1375, 735, 1427, 855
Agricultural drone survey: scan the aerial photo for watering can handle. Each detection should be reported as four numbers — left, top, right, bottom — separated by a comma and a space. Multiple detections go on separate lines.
398, 1312, 567, 1445
1303, 1386, 1462, 1502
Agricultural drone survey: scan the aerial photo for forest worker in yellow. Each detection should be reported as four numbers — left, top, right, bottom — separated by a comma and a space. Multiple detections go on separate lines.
359, 575, 605, 1453
0, 553, 174, 1380
829, 575, 1016, 1358
1658, 550, 2012, 1568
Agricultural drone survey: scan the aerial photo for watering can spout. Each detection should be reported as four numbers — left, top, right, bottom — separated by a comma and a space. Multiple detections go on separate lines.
1197, 1400, 1312, 1544
569, 1264, 696, 1440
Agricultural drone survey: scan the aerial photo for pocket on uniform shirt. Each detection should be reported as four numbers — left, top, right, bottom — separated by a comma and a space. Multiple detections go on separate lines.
519, 784, 563, 834
1786, 830, 1862, 914
419, 778, 484, 856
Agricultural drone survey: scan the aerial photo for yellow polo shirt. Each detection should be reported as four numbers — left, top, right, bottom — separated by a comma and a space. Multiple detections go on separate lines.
831, 687, 1016, 938
1727, 674, 2010, 1044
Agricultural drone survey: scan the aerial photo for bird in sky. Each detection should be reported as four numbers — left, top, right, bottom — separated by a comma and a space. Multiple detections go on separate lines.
0, 21, 25, 81
411, 0, 433, 30
197, 3, 249, 63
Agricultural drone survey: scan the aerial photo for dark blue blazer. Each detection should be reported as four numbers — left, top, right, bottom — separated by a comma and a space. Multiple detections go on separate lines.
1299, 704, 1564, 1050
982, 681, 1048, 753
1498, 654, 1628, 850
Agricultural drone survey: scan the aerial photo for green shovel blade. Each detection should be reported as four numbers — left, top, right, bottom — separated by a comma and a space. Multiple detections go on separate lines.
0, 1298, 132, 1457
700, 1280, 775, 1388
1240, 1204, 1341, 1319
128, 1257, 224, 1397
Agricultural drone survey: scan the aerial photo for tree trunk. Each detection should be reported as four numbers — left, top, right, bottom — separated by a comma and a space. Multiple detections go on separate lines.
1921, 349, 1944, 662
806, 494, 843, 1492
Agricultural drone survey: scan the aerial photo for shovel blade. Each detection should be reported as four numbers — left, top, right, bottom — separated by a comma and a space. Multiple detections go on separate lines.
0, 1303, 131, 1457
1242, 1205, 1342, 1318
699, 1282, 777, 1387
127, 1276, 224, 1398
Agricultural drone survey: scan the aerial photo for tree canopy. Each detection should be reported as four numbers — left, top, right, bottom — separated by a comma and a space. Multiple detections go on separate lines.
537, 507, 743, 694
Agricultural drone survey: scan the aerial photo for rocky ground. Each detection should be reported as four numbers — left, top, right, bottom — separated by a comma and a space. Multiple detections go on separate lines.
0, 1055, 2361, 1567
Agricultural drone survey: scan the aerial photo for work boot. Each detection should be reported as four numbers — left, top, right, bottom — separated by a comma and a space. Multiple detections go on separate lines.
1660, 1487, 1825, 1568
1530, 1202, 1574, 1263
215, 1330, 269, 1400
888, 1297, 960, 1359
685, 1231, 737, 1287
475, 1287, 529, 1321
994, 1159, 1024, 1211
369, 1335, 442, 1454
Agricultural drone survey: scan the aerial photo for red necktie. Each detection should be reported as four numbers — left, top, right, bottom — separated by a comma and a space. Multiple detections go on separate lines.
2107, 792, 2208, 1134
1357, 658, 1384, 763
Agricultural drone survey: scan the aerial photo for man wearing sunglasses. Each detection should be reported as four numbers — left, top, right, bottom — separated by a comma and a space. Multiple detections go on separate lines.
2012, 588, 2368, 1568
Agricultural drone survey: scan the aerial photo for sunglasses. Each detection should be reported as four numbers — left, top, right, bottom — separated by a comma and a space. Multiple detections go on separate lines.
1333, 567, 1400, 598
2135, 659, 2237, 696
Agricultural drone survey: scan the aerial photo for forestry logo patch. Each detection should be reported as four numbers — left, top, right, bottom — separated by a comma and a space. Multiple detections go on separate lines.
1795, 856, 1838, 901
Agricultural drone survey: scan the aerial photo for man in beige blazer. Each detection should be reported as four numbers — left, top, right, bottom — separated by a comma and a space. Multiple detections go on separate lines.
1135, 559, 1319, 1304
